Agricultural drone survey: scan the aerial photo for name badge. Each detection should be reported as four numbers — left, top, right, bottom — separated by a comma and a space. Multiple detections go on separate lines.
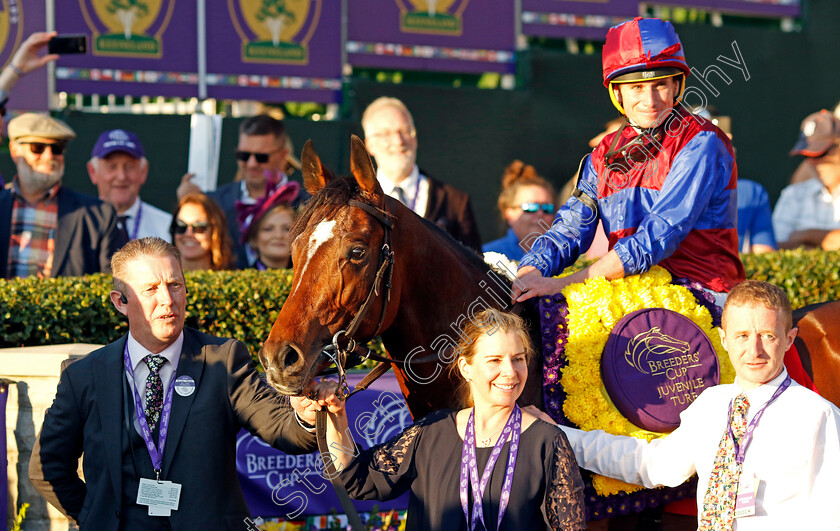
734, 475, 758, 518
137, 478, 182, 517
174, 375, 196, 397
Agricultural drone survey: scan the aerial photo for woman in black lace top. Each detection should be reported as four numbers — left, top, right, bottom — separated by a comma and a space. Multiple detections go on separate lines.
320, 309, 586, 530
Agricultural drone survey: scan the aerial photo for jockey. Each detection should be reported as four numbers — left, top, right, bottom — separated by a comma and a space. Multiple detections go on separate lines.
513, 17, 744, 308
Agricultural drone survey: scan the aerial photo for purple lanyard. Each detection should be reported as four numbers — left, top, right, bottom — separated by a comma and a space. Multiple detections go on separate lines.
129, 203, 142, 240
729, 375, 791, 465
123, 343, 176, 476
459, 405, 521, 531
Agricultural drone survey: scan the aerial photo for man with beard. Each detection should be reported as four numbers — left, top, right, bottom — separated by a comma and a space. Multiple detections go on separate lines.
0, 113, 127, 278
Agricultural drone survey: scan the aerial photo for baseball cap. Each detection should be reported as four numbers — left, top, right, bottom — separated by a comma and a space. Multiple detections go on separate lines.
790, 110, 840, 157
7, 113, 76, 142
92, 129, 145, 159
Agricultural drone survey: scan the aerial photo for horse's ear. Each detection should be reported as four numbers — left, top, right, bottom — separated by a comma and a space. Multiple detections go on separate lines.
301, 139, 332, 194
350, 134, 384, 198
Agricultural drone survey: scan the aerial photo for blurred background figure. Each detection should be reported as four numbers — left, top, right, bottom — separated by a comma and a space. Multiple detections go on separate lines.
170, 192, 234, 271
0, 31, 59, 186
483, 160, 556, 261
362, 96, 482, 251
236, 180, 300, 270
773, 110, 840, 250
87, 129, 172, 241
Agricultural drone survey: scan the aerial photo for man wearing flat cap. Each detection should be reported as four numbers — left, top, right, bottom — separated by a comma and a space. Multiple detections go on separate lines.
0, 113, 127, 278
88, 129, 173, 241
773, 110, 840, 250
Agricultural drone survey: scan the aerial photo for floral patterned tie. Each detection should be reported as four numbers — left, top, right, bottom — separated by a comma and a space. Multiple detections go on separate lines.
143, 355, 166, 431
700, 393, 750, 530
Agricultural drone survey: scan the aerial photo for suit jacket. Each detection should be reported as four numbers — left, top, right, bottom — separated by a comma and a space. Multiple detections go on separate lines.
209, 180, 310, 269
29, 328, 317, 530
0, 185, 127, 278
423, 175, 482, 252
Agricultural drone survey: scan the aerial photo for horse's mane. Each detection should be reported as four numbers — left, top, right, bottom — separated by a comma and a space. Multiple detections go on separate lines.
291, 175, 493, 276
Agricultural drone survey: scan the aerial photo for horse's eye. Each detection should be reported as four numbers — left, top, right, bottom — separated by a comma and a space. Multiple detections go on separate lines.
350, 247, 366, 261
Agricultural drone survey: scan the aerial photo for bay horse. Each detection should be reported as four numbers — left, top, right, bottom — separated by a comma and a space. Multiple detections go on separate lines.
259, 135, 840, 417
258, 135, 533, 418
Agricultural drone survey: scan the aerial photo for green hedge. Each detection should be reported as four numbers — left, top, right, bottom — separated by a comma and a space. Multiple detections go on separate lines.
2, 249, 839, 353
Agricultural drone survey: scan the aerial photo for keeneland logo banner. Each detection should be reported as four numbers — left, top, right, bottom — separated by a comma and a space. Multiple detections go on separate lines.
602, 308, 720, 432
397, 0, 469, 36
81, 0, 173, 57
230, 0, 319, 64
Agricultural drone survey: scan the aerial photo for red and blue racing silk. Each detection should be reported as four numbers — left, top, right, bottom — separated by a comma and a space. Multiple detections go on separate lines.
521, 107, 744, 292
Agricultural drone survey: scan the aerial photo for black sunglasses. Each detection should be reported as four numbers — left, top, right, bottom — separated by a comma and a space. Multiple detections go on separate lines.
173, 219, 211, 235
19, 141, 67, 156
520, 202, 555, 214
234, 148, 281, 164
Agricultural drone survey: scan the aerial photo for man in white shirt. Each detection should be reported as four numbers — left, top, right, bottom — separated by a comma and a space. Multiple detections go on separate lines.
361, 96, 481, 251
88, 129, 172, 241
773, 110, 840, 250
559, 280, 840, 529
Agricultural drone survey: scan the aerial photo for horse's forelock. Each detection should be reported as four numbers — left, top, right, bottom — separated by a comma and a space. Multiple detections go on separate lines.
291, 175, 362, 241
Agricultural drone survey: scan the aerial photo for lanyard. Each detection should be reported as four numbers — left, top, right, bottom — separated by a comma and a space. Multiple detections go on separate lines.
729, 375, 790, 465
129, 203, 143, 240
123, 343, 176, 477
459, 405, 521, 531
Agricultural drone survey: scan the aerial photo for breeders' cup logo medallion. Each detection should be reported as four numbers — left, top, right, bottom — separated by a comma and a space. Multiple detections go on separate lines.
229, 0, 319, 64
81, 0, 173, 57
0, 0, 23, 68
396, 0, 469, 36
624, 327, 695, 376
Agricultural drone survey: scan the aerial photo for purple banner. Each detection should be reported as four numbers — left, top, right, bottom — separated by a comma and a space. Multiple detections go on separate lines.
54, 0, 199, 98
237, 372, 411, 518
347, 0, 516, 74
651, 0, 799, 17
0, 0, 49, 112
205, 0, 342, 103
522, 0, 638, 40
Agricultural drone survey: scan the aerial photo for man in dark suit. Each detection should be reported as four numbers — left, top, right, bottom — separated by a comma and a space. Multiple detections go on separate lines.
29, 237, 319, 530
1, 113, 127, 279
362, 97, 482, 251
177, 114, 306, 268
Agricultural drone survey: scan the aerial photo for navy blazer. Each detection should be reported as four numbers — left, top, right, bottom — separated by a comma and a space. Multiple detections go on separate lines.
29, 328, 317, 530
0, 185, 127, 278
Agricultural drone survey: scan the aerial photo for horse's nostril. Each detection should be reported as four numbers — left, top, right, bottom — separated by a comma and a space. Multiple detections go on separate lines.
282, 347, 300, 369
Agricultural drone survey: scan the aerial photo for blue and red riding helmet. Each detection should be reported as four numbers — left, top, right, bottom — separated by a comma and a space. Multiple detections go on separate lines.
602, 17, 690, 114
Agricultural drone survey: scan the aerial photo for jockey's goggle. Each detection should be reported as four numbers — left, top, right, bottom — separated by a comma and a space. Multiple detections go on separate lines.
603, 120, 664, 172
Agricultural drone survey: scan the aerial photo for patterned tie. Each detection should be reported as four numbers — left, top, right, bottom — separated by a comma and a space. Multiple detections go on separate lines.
143, 355, 166, 432
700, 393, 750, 530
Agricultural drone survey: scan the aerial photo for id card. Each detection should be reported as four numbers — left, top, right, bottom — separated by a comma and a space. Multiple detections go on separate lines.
734, 475, 758, 518
137, 478, 182, 517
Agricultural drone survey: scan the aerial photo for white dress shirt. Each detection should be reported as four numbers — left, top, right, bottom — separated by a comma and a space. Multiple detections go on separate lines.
125, 332, 184, 432
377, 165, 430, 217
122, 196, 173, 242
560, 370, 840, 529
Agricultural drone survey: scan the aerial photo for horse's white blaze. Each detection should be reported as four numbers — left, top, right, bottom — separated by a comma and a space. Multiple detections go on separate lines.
297, 220, 337, 280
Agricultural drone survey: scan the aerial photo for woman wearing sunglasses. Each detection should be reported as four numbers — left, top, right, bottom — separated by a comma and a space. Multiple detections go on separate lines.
483, 160, 557, 261
170, 193, 234, 271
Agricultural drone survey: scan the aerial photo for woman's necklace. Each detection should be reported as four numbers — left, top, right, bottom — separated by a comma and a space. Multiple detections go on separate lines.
474, 422, 505, 447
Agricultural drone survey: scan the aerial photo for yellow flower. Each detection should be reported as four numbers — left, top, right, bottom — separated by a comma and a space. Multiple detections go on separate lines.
556, 266, 729, 496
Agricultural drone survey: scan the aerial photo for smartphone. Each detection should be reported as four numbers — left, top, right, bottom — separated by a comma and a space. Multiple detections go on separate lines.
48, 34, 88, 55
